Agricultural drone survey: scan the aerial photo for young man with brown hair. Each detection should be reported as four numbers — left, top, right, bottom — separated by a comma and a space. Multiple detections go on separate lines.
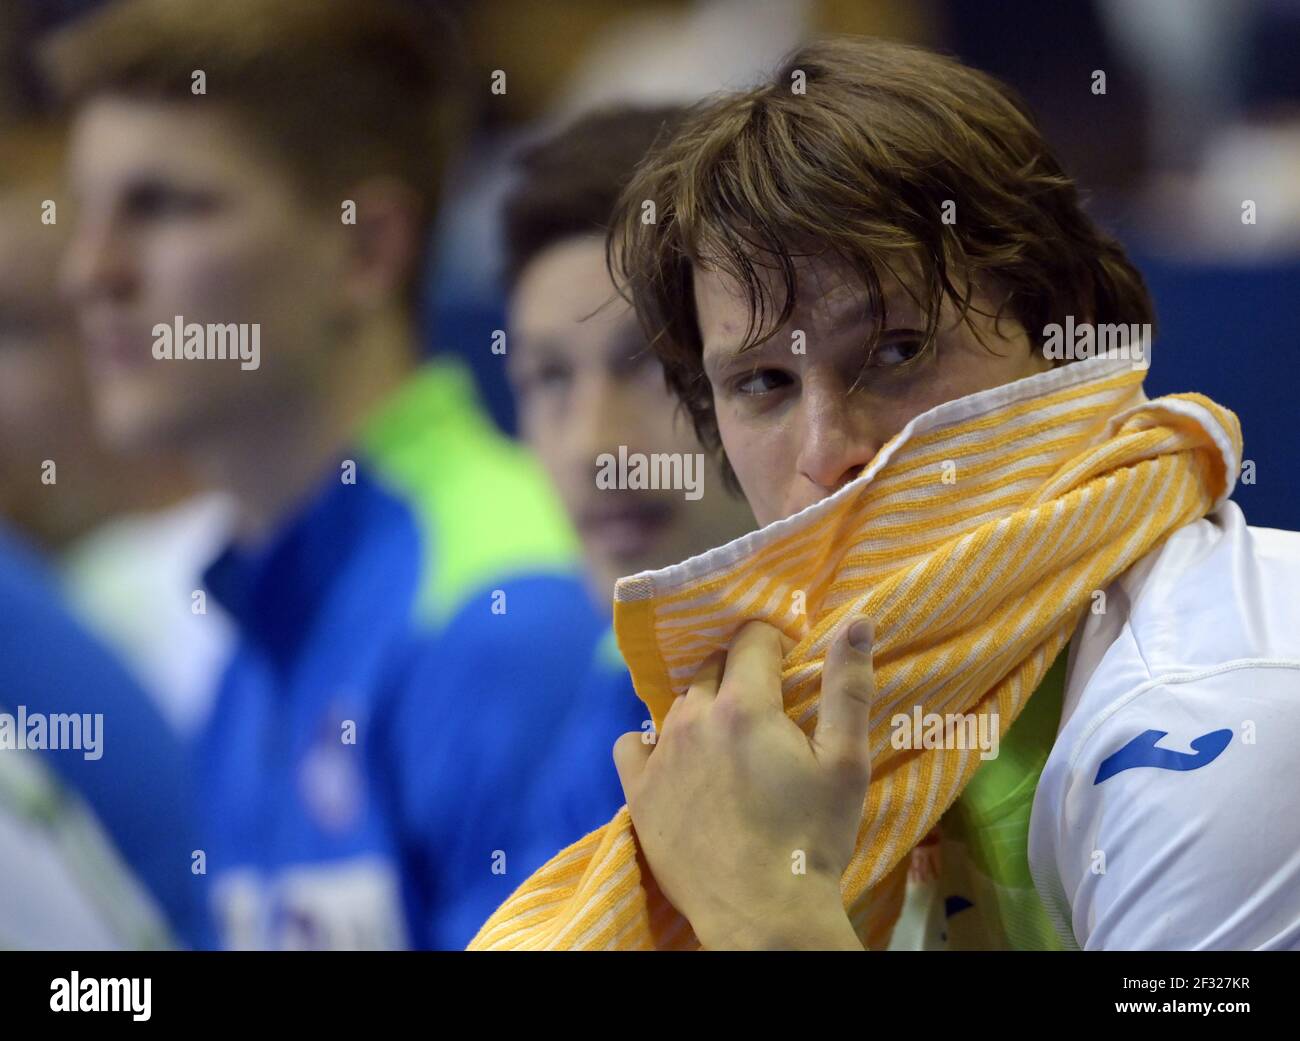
475, 37, 1300, 952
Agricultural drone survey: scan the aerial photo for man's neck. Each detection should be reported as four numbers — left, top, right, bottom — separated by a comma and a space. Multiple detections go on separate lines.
201, 310, 418, 547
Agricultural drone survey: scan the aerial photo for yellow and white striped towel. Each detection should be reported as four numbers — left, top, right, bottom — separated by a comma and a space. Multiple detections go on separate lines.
470, 354, 1242, 950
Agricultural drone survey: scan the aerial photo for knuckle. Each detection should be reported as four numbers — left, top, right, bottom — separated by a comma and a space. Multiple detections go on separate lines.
663, 702, 700, 741
827, 748, 871, 788
613, 730, 643, 762
838, 672, 876, 708
712, 694, 757, 735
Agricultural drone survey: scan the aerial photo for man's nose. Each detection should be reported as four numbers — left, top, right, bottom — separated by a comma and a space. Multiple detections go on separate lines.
60, 220, 135, 306
577, 373, 637, 480
794, 387, 880, 496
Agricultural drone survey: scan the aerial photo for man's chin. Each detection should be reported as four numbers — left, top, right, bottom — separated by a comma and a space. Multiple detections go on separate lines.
92, 396, 197, 458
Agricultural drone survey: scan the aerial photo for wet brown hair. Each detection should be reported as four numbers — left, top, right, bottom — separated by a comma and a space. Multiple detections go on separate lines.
611, 35, 1154, 477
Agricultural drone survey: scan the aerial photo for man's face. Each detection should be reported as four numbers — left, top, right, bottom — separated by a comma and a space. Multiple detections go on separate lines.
61, 96, 350, 454
696, 256, 1053, 527
510, 236, 753, 602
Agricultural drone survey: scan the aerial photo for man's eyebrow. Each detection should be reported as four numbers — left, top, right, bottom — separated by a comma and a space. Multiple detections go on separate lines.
819, 289, 920, 329
502, 331, 543, 377
508, 331, 557, 358
604, 318, 652, 357
702, 283, 928, 365
701, 334, 784, 373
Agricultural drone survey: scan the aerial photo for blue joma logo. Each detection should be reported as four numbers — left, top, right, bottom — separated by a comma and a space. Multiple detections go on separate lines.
1093, 728, 1233, 785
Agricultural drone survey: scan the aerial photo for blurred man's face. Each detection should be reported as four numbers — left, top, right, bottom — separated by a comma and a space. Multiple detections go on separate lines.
61, 96, 351, 454
695, 256, 1054, 527
509, 236, 753, 603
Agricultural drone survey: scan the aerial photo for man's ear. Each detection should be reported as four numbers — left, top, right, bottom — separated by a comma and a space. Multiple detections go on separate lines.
339, 177, 425, 310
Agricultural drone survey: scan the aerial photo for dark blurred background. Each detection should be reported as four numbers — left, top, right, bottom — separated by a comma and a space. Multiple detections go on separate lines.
4, 0, 1296, 530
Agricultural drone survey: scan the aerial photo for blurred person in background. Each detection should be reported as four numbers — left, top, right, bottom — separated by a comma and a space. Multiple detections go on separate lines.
0, 117, 216, 947
0, 120, 237, 739
500, 105, 755, 877
0, 124, 162, 553
0, 524, 199, 948
42, 0, 607, 949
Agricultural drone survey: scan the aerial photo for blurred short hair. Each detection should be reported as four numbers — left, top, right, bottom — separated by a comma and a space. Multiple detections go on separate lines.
502, 105, 685, 292
41, 0, 462, 252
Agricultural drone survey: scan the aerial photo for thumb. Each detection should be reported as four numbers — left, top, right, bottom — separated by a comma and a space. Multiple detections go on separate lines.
812, 616, 876, 780
613, 730, 653, 803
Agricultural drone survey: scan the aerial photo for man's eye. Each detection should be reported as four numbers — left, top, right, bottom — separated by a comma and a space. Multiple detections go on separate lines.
611, 342, 658, 379
123, 184, 217, 221
870, 337, 926, 367
521, 361, 572, 395
731, 369, 792, 395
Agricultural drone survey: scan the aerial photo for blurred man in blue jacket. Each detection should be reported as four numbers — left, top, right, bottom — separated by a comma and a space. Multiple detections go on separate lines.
42, 0, 605, 948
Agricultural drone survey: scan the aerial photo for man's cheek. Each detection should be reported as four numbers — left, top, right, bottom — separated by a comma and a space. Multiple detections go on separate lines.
545, 453, 586, 520
735, 461, 784, 528
156, 223, 286, 317
144, 245, 238, 320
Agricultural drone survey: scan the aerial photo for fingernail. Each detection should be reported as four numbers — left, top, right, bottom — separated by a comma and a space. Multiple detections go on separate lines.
848, 617, 874, 651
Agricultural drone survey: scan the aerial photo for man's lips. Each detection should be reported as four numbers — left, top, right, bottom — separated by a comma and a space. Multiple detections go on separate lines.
83, 326, 151, 369
577, 500, 674, 558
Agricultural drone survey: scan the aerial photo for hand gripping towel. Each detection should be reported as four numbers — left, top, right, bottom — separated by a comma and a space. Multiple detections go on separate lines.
470, 354, 1242, 951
